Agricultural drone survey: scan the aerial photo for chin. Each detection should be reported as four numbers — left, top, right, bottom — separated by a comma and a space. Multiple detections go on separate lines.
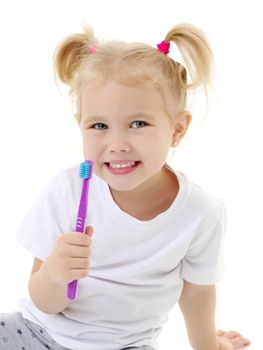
109, 184, 138, 192
108, 179, 144, 192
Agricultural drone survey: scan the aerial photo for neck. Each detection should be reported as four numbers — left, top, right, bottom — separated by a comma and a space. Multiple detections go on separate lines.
109, 166, 179, 220
110, 166, 165, 200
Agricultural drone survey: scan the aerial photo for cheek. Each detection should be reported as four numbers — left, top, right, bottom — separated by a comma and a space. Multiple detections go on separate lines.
82, 137, 97, 159
147, 131, 172, 152
153, 140, 172, 165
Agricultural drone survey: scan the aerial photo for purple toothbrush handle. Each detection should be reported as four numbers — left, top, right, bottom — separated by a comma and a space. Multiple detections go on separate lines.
67, 178, 90, 301
67, 279, 78, 300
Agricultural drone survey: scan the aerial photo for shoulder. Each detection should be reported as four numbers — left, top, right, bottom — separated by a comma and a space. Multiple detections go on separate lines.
176, 170, 226, 223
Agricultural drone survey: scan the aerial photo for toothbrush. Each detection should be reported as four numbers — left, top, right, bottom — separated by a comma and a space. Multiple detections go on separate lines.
67, 160, 93, 301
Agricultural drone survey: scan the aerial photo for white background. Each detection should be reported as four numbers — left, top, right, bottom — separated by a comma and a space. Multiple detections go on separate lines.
0, 1, 262, 349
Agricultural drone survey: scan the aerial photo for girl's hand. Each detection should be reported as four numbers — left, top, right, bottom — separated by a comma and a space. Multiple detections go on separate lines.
216, 329, 251, 349
40, 226, 93, 286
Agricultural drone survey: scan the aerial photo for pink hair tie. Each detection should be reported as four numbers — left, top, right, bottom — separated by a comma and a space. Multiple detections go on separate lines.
157, 40, 170, 55
89, 46, 96, 54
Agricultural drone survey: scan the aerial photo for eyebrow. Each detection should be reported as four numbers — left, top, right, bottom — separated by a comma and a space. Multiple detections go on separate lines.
82, 113, 156, 124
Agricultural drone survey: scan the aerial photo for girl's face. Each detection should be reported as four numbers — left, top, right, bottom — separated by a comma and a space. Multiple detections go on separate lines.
79, 80, 190, 193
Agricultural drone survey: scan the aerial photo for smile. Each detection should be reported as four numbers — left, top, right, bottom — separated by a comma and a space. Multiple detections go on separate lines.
104, 161, 140, 174
108, 161, 136, 169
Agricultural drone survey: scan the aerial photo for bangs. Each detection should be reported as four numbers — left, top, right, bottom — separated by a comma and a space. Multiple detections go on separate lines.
72, 40, 186, 122
75, 41, 173, 88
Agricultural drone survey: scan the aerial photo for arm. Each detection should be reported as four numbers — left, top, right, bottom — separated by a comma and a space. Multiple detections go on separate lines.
178, 280, 219, 350
28, 257, 70, 315
28, 227, 93, 315
179, 280, 251, 350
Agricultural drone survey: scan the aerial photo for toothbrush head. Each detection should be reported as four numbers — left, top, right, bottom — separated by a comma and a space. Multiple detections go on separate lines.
79, 160, 93, 179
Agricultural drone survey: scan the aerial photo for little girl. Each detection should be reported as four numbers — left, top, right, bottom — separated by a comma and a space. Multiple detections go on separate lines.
1, 23, 250, 350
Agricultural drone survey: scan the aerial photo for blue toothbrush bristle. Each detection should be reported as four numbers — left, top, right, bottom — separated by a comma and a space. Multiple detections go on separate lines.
79, 161, 93, 179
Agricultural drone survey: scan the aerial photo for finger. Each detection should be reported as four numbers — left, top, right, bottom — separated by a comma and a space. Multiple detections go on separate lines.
230, 336, 251, 348
224, 331, 242, 339
66, 245, 91, 258
217, 330, 226, 336
64, 233, 92, 247
69, 268, 89, 280
69, 257, 89, 270
85, 226, 94, 236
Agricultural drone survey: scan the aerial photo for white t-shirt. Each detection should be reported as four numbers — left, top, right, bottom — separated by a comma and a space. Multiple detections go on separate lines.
15, 164, 226, 350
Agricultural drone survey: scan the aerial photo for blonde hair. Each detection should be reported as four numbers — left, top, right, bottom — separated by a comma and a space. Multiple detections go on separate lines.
54, 23, 214, 123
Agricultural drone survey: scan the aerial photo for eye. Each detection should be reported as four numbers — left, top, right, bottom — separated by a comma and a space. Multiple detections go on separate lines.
91, 123, 108, 130
131, 120, 147, 128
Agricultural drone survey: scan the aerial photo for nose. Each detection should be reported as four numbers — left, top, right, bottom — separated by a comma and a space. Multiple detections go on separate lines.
107, 131, 131, 153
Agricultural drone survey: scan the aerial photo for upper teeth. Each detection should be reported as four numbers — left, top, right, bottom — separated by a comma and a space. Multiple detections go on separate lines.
109, 162, 136, 169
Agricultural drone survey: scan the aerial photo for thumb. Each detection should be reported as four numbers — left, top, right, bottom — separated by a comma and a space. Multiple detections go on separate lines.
84, 225, 94, 237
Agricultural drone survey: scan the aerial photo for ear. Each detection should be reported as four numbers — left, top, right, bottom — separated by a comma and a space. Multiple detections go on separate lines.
171, 111, 192, 147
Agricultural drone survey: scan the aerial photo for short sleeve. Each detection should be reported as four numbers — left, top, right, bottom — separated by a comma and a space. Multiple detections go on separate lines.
15, 172, 73, 261
181, 200, 227, 285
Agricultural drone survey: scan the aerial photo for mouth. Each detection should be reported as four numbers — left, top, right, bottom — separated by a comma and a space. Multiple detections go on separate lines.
104, 161, 141, 174
104, 161, 140, 169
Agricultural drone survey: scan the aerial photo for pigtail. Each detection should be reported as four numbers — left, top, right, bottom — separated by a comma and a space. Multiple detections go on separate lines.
165, 23, 214, 91
54, 25, 96, 86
